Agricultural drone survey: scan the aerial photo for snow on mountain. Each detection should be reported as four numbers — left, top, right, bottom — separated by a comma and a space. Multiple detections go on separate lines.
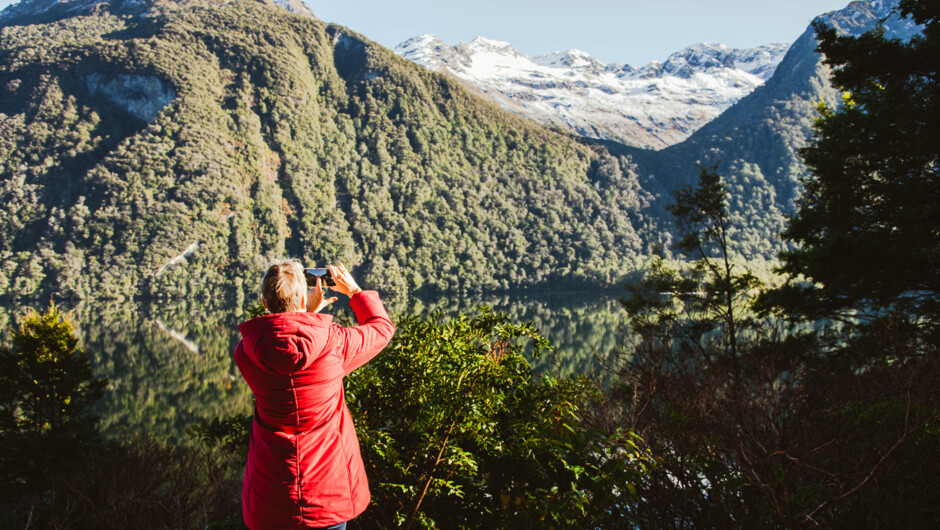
395, 36, 789, 150
270, 0, 315, 19
816, 0, 921, 39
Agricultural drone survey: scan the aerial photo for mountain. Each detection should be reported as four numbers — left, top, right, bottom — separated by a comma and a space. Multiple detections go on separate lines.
0, 0, 651, 301
615, 0, 923, 258
395, 36, 789, 150
393, 1, 921, 259
0, 0, 315, 25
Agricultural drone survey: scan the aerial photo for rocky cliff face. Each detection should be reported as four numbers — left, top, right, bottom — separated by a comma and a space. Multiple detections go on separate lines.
82, 73, 176, 122
395, 35, 789, 150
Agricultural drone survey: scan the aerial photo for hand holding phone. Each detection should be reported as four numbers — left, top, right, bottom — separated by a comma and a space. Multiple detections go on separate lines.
306, 276, 338, 313
304, 268, 335, 287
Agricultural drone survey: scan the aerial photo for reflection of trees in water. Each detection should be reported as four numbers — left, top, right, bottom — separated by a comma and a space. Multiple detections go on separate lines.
389, 290, 628, 379
0, 291, 628, 442
0, 300, 253, 443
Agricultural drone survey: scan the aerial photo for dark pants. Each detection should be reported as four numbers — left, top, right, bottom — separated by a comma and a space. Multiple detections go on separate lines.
315, 523, 346, 530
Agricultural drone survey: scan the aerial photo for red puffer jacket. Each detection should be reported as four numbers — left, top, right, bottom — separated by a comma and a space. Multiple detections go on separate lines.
234, 291, 395, 529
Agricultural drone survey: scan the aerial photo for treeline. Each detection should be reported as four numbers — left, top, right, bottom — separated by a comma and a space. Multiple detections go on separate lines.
0, 301, 658, 528
0, 289, 625, 442
608, 1, 940, 523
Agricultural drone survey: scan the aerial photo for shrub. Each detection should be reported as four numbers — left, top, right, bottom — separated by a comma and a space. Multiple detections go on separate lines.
346, 307, 651, 528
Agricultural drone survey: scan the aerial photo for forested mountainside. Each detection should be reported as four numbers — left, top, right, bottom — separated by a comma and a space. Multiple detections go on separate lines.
613, 23, 842, 259
617, 0, 920, 259
392, 0, 918, 261
0, 0, 653, 301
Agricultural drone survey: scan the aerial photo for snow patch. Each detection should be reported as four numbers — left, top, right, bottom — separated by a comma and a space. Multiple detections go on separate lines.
271, 0, 315, 18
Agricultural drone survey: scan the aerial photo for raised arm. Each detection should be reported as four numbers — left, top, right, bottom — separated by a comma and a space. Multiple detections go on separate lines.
327, 263, 395, 373
336, 290, 395, 374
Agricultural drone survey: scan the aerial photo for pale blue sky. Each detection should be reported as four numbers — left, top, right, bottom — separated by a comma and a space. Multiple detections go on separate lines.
0, 0, 854, 65
311, 0, 852, 65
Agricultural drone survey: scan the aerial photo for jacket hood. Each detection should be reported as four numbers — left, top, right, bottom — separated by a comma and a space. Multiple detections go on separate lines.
238, 311, 333, 374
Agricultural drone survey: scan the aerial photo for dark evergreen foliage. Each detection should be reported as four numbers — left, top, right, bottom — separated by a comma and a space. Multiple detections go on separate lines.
771, 0, 940, 324
189, 307, 653, 528
0, 303, 107, 499
346, 307, 650, 528
612, 163, 940, 528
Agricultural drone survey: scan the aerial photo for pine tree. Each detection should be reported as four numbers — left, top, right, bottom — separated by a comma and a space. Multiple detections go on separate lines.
623, 165, 762, 367
0, 303, 107, 495
772, 0, 940, 324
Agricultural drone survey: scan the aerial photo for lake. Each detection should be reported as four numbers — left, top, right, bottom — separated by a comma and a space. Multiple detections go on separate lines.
0, 289, 630, 442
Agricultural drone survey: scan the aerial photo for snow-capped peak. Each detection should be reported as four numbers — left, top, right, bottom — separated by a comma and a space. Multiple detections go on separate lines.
395, 35, 790, 149
816, 0, 921, 39
395, 34, 454, 64
533, 49, 602, 69
466, 36, 515, 50
457, 36, 527, 61
731, 43, 792, 80
399, 34, 447, 49
634, 42, 789, 81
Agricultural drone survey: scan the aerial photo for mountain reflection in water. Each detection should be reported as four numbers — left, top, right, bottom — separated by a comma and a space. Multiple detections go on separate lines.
0, 290, 627, 442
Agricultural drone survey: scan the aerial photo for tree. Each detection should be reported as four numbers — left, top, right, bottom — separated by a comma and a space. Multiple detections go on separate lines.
193, 306, 653, 528
772, 0, 940, 325
0, 307, 240, 528
623, 165, 762, 366
615, 167, 782, 526
0, 302, 107, 495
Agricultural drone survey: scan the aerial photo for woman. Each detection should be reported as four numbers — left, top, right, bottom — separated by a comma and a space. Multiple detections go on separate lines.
234, 261, 395, 529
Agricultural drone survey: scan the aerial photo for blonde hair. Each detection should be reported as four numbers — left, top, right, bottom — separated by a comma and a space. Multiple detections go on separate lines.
261, 259, 306, 313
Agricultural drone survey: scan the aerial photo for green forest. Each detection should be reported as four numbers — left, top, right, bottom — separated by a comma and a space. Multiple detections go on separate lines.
0, 0, 659, 301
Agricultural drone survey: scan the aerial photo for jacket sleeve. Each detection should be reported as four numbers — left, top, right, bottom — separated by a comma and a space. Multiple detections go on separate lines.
336, 290, 395, 374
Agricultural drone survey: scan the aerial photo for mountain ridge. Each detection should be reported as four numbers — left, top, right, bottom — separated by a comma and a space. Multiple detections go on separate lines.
0, 0, 315, 26
395, 35, 789, 150
613, 0, 922, 259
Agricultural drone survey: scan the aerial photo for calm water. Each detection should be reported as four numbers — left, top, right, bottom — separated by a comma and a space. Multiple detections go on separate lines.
0, 289, 629, 442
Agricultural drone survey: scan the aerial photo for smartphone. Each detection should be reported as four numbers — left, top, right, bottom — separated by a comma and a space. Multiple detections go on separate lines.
304, 268, 335, 287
